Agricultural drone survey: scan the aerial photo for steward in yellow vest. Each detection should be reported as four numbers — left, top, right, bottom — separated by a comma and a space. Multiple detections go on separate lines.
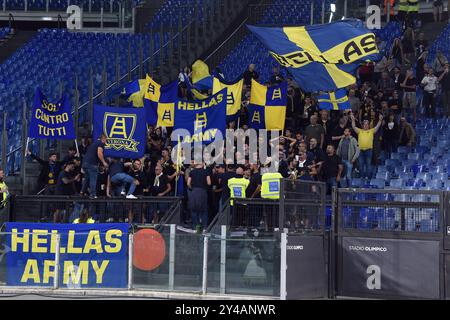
73, 217, 95, 224
408, 0, 419, 13
228, 167, 249, 205
0, 169, 8, 210
398, 0, 409, 20
261, 171, 283, 200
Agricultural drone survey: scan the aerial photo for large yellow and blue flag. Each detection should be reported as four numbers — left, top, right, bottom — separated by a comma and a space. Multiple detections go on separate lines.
247, 19, 379, 92
191, 59, 213, 91
122, 78, 147, 107
318, 89, 351, 110
212, 77, 243, 120
143, 74, 178, 127
248, 79, 287, 130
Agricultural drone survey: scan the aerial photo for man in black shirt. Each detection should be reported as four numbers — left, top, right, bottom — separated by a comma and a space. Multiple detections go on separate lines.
243, 64, 259, 87
126, 159, 147, 222
320, 145, 343, 194
55, 161, 80, 196
161, 148, 176, 193
108, 158, 138, 199
188, 163, 211, 230
27, 151, 66, 194
309, 138, 326, 165
81, 134, 108, 198
96, 164, 108, 197
297, 152, 314, 181
270, 66, 284, 85
147, 164, 171, 223
246, 163, 262, 198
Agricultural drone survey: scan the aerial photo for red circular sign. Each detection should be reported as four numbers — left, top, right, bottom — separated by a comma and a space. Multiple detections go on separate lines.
133, 229, 166, 271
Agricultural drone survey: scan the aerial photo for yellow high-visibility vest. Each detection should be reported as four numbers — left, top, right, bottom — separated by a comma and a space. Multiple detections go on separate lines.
73, 218, 95, 224
228, 177, 250, 205
408, 0, 419, 12
261, 172, 283, 199
398, 0, 409, 12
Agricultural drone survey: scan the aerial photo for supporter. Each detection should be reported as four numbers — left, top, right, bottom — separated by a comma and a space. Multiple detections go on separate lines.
81, 134, 108, 199
78, 136, 91, 157
127, 159, 147, 222
415, 33, 429, 57
55, 161, 80, 196
308, 137, 326, 164
389, 39, 405, 67
286, 85, 302, 129
382, 113, 400, 156
27, 150, 66, 195
377, 71, 394, 96
107, 158, 138, 199
400, 67, 417, 123
421, 68, 438, 118
388, 90, 403, 117
296, 151, 314, 181
336, 128, 360, 188
243, 63, 259, 86
331, 117, 349, 149
305, 115, 325, 149
62, 146, 78, 163
319, 110, 332, 150
433, 0, 444, 22
269, 66, 284, 85
178, 66, 191, 97
188, 162, 211, 231
161, 148, 177, 191
210, 164, 224, 218
319, 145, 343, 194
432, 50, 448, 74
348, 88, 361, 114
97, 163, 108, 197
391, 66, 404, 93
358, 61, 374, 84
402, 27, 415, 64
301, 96, 318, 128
398, 117, 416, 147
350, 113, 383, 180
147, 164, 171, 224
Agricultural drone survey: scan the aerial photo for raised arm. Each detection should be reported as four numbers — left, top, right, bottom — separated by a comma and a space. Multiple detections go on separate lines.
373, 114, 384, 134
350, 114, 360, 134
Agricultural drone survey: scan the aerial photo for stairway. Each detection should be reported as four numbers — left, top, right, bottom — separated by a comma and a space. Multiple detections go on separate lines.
0, 30, 36, 64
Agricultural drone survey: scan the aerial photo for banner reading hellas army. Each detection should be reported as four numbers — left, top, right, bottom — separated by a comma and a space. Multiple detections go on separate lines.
5, 223, 129, 288
28, 88, 76, 139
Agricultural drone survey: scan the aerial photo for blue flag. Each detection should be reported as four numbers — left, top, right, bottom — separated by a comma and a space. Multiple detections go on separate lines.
93, 104, 146, 159
28, 88, 76, 139
172, 90, 227, 144
318, 89, 351, 110
5, 223, 129, 288
247, 19, 379, 92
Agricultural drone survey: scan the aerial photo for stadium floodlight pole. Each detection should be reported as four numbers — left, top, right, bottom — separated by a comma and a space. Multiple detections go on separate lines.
310, 1, 314, 25
21, 101, 27, 194
344, 0, 347, 17
100, 5, 104, 29
45, 0, 49, 12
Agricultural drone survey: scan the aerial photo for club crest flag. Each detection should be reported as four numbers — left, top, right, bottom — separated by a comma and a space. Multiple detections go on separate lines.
172, 89, 227, 144
247, 19, 379, 92
28, 88, 76, 139
93, 104, 146, 158
248, 80, 287, 130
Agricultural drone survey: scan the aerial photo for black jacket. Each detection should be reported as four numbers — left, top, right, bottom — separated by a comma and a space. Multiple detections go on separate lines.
30, 153, 67, 191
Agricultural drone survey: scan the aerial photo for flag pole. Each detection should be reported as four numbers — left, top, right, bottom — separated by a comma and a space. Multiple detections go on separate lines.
74, 139, 80, 157
24, 137, 30, 157
174, 137, 181, 197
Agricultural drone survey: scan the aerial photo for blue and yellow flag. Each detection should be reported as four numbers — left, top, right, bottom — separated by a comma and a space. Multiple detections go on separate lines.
248, 80, 287, 130
318, 89, 351, 110
28, 88, 76, 140
191, 59, 213, 91
93, 104, 146, 158
172, 90, 227, 145
143, 75, 178, 127
212, 77, 243, 119
247, 19, 379, 92
122, 79, 147, 107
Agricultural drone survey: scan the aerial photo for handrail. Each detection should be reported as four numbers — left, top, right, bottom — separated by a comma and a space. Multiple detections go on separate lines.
5, 18, 195, 159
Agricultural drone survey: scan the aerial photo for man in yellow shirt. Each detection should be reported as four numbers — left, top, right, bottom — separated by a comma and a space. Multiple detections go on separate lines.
350, 113, 383, 180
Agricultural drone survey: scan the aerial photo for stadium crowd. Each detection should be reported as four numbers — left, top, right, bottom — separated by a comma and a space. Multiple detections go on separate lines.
13, 12, 448, 230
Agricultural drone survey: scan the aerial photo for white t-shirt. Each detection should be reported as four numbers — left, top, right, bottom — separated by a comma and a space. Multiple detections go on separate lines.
421, 75, 438, 92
